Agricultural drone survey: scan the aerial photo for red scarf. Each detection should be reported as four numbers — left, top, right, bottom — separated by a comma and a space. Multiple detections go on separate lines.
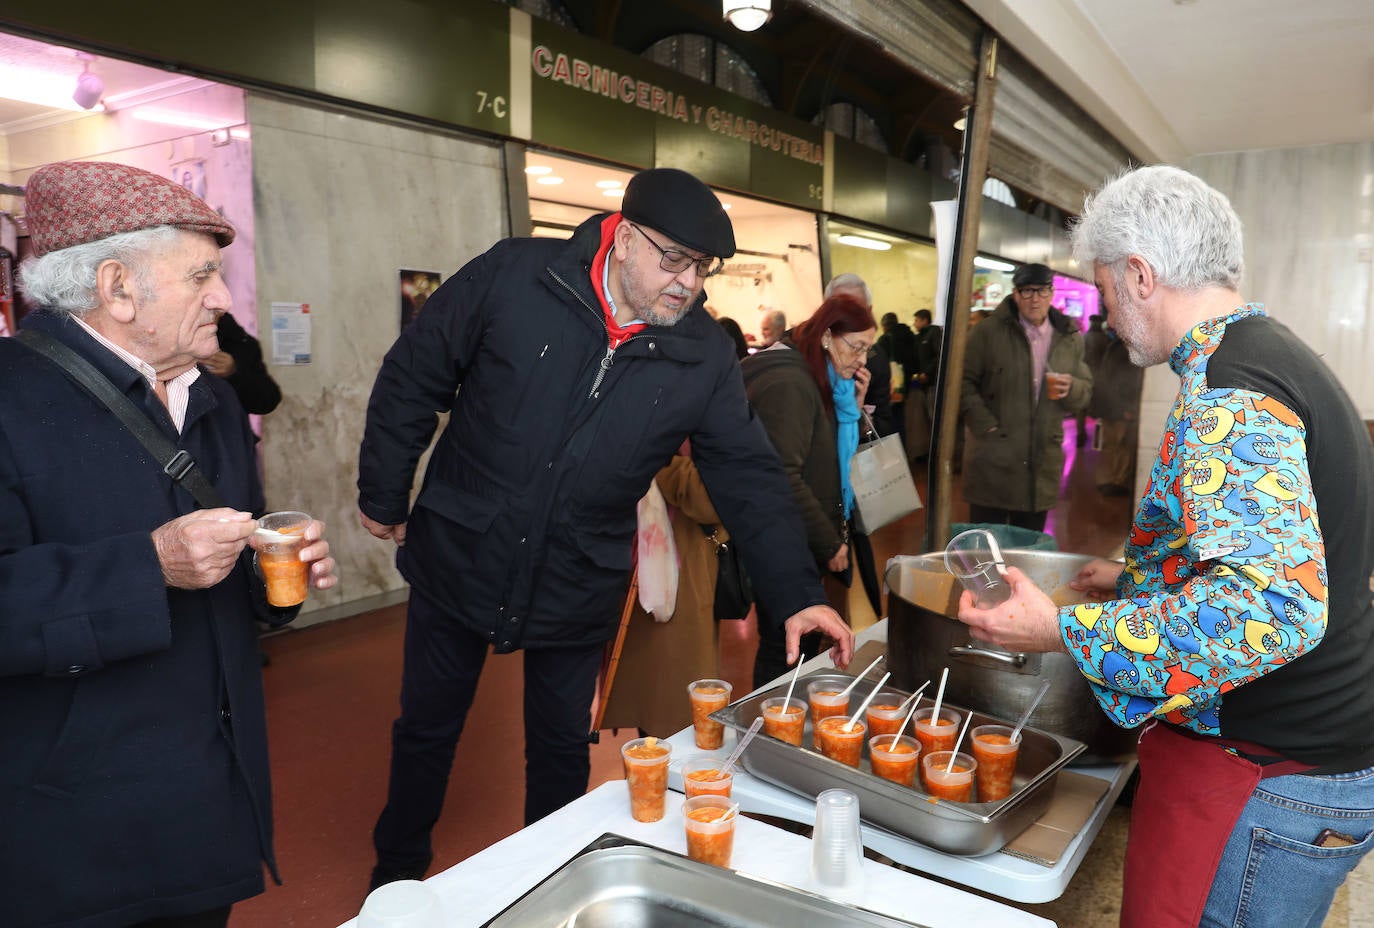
589, 212, 647, 349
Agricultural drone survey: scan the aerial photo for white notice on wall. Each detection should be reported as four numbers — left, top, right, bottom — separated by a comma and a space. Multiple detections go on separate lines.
270, 302, 312, 365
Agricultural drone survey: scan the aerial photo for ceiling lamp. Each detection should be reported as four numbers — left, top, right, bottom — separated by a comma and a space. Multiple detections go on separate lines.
837, 233, 891, 251
973, 255, 1015, 272
723, 1, 772, 32
72, 55, 104, 110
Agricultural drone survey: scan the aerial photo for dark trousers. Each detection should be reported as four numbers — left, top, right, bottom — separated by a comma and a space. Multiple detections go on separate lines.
967, 503, 1049, 533
752, 572, 850, 690
130, 907, 231, 928
372, 591, 604, 873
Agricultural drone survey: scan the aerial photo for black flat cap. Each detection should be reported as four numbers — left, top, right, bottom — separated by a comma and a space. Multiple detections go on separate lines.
1012, 263, 1054, 287
621, 167, 736, 258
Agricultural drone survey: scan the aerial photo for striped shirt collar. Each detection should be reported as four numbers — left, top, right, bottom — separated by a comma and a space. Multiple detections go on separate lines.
72, 315, 202, 433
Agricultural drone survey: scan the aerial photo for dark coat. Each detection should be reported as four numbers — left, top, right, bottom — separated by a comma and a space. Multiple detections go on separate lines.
1086, 330, 1143, 421
960, 296, 1091, 512
216, 311, 282, 415
740, 346, 845, 566
357, 214, 826, 651
0, 312, 284, 927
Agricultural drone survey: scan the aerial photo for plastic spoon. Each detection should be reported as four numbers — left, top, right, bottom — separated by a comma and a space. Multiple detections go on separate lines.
945, 712, 975, 773
843, 671, 892, 732
895, 688, 929, 740
928, 666, 949, 724
1010, 680, 1053, 743
781, 660, 805, 710
719, 716, 764, 777
896, 680, 931, 715
837, 655, 885, 699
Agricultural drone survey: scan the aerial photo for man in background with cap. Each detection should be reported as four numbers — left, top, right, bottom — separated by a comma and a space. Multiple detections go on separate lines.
960, 262, 1091, 532
0, 161, 337, 928
357, 166, 853, 889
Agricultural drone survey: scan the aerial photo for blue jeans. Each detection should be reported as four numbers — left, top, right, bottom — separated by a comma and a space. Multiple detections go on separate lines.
1201, 764, 1374, 927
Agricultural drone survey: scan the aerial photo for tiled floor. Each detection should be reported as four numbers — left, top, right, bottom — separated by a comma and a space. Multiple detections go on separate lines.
229, 421, 1372, 926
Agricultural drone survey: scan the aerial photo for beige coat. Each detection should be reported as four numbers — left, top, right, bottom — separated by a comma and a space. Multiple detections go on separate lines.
599, 456, 724, 737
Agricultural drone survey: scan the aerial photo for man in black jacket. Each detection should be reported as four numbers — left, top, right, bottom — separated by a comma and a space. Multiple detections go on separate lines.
357, 168, 852, 889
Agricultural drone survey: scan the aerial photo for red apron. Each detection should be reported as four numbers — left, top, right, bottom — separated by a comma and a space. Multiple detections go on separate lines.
1120, 722, 1315, 928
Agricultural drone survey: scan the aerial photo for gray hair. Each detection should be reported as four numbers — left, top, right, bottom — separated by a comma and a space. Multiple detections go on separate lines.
762, 309, 786, 329
18, 225, 182, 318
824, 272, 873, 307
1071, 165, 1244, 291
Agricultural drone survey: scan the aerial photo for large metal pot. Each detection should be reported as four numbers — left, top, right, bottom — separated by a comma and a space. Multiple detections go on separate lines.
884, 551, 1137, 762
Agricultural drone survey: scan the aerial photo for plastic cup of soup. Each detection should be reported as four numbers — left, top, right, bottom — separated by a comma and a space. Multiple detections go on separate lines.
688, 679, 732, 749
807, 681, 850, 727
922, 751, 977, 803
683, 795, 739, 868
971, 724, 1021, 801
864, 691, 908, 738
912, 706, 961, 785
681, 755, 734, 799
868, 734, 921, 788
760, 696, 806, 746
621, 737, 672, 822
254, 511, 311, 607
814, 716, 867, 768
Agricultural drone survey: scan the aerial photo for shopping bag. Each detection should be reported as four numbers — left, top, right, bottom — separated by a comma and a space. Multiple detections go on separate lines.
636, 479, 678, 621
850, 426, 922, 535
701, 524, 753, 621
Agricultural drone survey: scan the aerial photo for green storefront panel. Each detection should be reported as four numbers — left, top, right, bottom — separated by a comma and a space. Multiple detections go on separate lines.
830, 136, 887, 225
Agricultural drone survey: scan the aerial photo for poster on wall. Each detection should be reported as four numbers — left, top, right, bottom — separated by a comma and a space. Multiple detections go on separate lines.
271, 302, 312, 365
399, 269, 442, 330
171, 158, 207, 200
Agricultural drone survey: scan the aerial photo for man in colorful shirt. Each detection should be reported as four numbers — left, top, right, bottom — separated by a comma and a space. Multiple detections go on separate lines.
957, 165, 1374, 927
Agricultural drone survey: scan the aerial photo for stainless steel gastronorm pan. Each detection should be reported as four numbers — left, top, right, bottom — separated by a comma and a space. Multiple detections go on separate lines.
713, 672, 1086, 856
482, 835, 928, 927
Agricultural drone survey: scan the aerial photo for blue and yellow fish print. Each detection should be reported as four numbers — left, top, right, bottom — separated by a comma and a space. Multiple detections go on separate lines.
1057, 305, 1328, 735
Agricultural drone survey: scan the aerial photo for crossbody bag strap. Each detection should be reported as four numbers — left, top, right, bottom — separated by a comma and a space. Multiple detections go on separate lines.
17, 328, 226, 509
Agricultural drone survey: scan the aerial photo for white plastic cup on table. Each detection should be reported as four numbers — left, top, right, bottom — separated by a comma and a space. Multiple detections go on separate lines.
254, 510, 312, 607
688, 679, 732, 749
683, 794, 739, 868
811, 788, 865, 899
943, 528, 1012, 609
357, 879, 444, 928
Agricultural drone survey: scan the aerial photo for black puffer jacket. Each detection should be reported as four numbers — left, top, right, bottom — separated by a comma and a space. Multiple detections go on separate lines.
358, 214, 826, 650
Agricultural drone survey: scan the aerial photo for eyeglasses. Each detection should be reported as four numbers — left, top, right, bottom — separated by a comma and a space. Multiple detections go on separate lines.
629, 223, 724, 278
833, 332, 876, 358
1016, 285, 1054, 299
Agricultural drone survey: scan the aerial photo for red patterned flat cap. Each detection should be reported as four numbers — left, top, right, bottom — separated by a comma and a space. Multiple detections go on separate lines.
25, 160, 235, 257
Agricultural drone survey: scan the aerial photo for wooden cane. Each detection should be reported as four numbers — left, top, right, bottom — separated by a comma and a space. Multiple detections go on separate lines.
590, 568, 638, 735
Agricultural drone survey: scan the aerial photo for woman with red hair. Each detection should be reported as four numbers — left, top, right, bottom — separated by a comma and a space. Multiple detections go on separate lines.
741, 293, 877, 687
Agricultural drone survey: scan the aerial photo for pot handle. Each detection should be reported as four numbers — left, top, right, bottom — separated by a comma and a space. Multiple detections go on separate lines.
948, 643, 1028, 668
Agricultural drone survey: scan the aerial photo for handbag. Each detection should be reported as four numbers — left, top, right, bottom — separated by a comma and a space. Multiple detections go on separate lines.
849, 408, 922, 534
701, 524, 753, 621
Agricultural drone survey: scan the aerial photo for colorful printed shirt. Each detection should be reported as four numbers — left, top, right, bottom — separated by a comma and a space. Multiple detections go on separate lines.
1057, 305, 1328, 735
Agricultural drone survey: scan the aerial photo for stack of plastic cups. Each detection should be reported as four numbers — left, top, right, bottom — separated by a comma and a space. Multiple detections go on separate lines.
811, 788, 865, 902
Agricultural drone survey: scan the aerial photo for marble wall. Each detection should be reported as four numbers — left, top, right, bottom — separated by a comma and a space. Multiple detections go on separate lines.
1134, 142, 1374, 496
247, 95, 506, 625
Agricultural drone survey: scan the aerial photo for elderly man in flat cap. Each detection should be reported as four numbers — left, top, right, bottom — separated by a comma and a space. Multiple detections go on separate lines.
960, 262, 1092, 533
358, 166, 853, 888
0, 161, 337, 928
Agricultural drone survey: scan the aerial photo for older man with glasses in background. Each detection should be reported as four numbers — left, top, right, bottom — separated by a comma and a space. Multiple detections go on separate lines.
959, 262, 1092, 533
357, 167, 852, 892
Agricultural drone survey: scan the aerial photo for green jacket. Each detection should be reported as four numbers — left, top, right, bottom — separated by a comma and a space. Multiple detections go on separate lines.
960, 296, 1092, 512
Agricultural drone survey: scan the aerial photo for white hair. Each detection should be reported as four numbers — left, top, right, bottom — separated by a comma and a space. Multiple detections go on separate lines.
824, 272, 872, 307
1071, 165, 1244, 291
18, 225, 182, 318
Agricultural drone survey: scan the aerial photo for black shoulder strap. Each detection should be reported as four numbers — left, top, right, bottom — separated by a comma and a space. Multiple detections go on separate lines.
17, 328, 226, 509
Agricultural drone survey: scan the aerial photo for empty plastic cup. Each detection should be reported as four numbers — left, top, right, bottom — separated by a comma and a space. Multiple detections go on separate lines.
944, 528, 1012, 609
811, 788, 865, 898
357, 879, 444, 928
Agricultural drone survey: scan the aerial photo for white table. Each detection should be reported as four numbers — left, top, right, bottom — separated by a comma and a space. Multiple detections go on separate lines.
339, 780, 1054, 927
665, 620, 1136, 904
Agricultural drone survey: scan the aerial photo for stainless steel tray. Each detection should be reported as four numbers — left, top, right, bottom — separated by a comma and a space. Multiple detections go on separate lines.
482, 834, 927, 927
713, 671, 1086, 856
